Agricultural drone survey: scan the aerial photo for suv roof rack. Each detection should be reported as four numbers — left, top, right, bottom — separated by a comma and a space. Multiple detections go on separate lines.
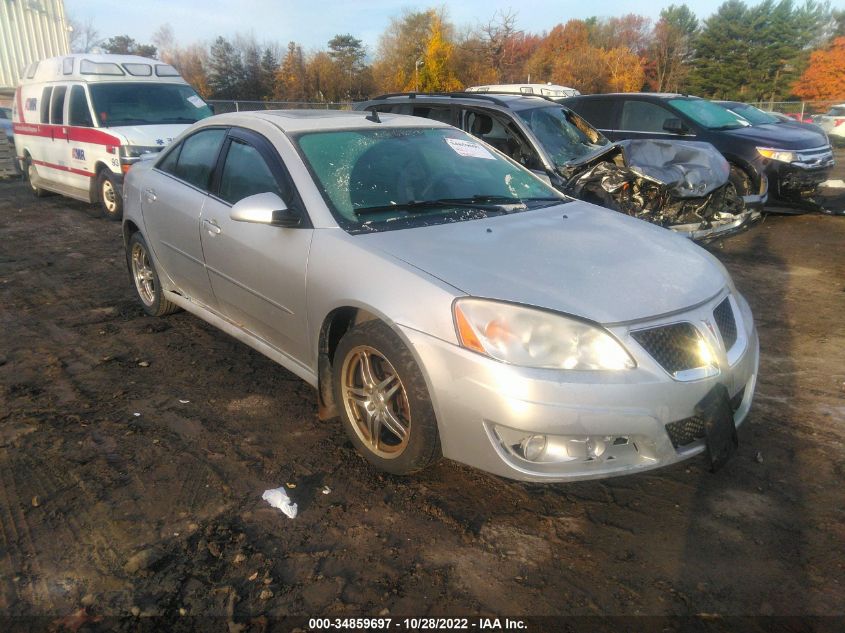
369, 92, 534, 108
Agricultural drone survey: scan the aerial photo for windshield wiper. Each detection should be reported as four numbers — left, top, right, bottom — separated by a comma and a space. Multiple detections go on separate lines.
353, 195, 563, 216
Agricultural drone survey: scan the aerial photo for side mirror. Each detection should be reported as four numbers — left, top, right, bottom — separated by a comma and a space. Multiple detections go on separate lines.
663, 118, 689, 134
230, 192, 301, 228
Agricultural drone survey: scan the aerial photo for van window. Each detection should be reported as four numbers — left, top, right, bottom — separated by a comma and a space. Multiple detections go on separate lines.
40, 87, 52, 123
218, 140, 283, 205
89, 82, 213, 127
620, 100, 675, 133
68, 86, 93, 127
50, 87, 67, 124
166, 128, 226, 191
63, 58, 74, 75
568, 98, 616, 130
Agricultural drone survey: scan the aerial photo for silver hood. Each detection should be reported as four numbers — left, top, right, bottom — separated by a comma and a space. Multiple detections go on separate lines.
359, 202, 727, 324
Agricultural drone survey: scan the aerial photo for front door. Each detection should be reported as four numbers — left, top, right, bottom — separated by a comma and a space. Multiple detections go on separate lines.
140, 127, 227, 306
200, 129, 313, 366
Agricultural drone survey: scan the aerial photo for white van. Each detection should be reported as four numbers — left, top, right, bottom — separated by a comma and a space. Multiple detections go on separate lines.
466, 83, 580, 98
12, 54, 212, 219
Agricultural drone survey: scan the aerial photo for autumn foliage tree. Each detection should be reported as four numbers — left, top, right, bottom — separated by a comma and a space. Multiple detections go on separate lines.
792, 36, 845, 100
417, 14, 463, 92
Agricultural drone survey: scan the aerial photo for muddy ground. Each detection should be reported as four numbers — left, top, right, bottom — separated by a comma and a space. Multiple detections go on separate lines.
0, 170, 843, 632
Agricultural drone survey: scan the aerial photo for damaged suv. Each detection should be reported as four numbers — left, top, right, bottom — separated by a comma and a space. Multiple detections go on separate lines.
562, 93, 834, 213
355, 93, 761, 240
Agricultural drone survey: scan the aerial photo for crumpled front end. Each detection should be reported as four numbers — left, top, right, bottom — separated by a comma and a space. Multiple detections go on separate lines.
563, 140, 761, 241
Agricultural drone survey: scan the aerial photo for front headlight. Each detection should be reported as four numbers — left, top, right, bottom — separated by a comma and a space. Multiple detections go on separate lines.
757, 147, 797, 163
453, 298, 635, 370
119, 145, 162, 159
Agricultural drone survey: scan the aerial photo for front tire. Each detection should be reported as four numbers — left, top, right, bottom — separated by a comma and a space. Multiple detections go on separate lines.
25, 157, 47, 197
98, 170, 123, 221
127, 232, 179, 317
333, 320, 441, 475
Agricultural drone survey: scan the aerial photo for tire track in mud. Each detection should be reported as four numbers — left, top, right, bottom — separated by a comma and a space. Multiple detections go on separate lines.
0, 448, 55, 613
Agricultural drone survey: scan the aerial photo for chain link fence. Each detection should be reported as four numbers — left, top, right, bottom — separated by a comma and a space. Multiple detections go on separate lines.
207, 100, 354, 114
749, 100, 844, 120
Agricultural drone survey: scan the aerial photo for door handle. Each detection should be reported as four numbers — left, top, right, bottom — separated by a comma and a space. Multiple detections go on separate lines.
203, 218, 222, 235
144, 188, 157, 202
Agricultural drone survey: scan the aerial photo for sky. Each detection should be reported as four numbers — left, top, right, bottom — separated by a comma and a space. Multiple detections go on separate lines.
65, 0, 844, 53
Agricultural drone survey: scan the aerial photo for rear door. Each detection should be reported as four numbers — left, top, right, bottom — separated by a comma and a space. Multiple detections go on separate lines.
200, 128, 313, 366
140, 127, 227, 306
615, 98, 697, 141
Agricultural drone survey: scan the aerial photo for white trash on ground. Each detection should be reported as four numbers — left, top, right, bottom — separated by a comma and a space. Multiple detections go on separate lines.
261, 487, 298, 519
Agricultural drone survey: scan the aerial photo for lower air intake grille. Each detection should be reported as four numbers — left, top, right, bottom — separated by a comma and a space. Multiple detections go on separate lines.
713, 298, 738, 350
630, 322, 702, 374
665, 416, 707, 448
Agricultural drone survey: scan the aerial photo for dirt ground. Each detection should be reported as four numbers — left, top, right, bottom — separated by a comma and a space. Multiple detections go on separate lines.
0, 169, 843, 632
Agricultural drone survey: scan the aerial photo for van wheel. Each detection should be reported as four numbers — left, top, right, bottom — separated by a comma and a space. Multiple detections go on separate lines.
333, 320, 441, 475
98, 171, 123, 221
25, 157, 47, 198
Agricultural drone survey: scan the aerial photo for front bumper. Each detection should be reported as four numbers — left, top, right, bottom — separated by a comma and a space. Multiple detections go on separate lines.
401, 291, 759, 482
761, 146, 835, 207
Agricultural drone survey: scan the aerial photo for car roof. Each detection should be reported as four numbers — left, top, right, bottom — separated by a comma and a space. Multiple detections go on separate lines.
198, 109, 455, 133
567, 92, 691, 100
360, 92, 561, 112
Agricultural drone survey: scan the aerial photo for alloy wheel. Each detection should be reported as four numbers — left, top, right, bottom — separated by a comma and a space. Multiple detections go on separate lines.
130, 242, 156, 306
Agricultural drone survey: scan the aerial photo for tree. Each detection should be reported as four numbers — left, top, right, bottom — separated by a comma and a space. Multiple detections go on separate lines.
793, 35, 845, 99
207, 37, 244, 99
68, 16, 100, 53
373, 9, 442, 93
274, 42, 308, 101
417, 14, 463, 92
101, 35, 157, 58
649, 4, 698, 92
240, 42, 264, 100
328, 34, 368, 99
260, 48, 279, 100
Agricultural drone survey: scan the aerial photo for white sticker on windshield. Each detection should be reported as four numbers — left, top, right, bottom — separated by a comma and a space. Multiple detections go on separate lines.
445, 137, 495, 160
187, 95, 205, 108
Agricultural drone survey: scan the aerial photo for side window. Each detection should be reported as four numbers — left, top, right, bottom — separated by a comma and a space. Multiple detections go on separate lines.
170, 129, 226, 191
571, 98, 616, 130
218, 139, 284, 205
68, 86, 93, 127
157, 144, 181, 174
620, 100, 675, 133
50, 86, 67, 124
40, 87, 52, 123
412, 106, 452, 125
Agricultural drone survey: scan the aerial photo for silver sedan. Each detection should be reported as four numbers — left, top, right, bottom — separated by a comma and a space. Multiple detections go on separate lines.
122, 110, 758, 482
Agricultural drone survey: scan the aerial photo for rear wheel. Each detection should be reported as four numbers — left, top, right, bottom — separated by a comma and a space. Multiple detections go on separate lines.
98, 170, 123, 221
333, 320, 441, 475
127, 232, 179, 317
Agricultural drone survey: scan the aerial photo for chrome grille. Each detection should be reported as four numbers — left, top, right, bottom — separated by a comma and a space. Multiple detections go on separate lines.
713, 298, 737, 350
630, 322, 702, 374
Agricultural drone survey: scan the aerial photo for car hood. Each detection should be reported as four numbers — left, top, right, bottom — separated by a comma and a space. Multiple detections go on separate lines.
722, 123, 827, 149
106, 124, 192, 148
359, 202, 727, 324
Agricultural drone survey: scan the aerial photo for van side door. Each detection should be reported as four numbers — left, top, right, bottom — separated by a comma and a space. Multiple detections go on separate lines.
65, 84, 98, 193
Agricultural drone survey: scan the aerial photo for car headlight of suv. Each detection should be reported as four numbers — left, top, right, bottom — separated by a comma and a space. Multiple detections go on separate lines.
757, 147, 797, 163
453, 298, 635, 370
119, 146, 162, 160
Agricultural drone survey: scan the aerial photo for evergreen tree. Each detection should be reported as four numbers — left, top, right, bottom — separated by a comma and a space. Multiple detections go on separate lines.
328, 34, 367, 99
207, 37, 244, 99
260, 48, 278, 100
241, 43, 264, 100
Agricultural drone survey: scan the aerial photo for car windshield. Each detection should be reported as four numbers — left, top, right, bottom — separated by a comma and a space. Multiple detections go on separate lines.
294, 127, 564, 234
827, 107, 845, 116
669, 99, 749, 130
725, 103, 779, 125
88, 83, 213, 127
515, 105, 609, 168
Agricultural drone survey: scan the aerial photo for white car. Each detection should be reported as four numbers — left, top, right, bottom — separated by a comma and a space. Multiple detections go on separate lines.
813, 104, 845, 143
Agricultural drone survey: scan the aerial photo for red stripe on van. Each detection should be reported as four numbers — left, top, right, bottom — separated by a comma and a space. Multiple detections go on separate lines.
33, 159, 96, 178
13, 123, 121, 147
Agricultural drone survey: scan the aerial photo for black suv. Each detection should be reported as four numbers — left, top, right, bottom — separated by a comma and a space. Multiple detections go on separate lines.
355, 92, 760, 240
561, 93, 834, 211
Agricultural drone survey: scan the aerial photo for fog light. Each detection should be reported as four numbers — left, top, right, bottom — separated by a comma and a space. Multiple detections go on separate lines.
520, 435, 547, 461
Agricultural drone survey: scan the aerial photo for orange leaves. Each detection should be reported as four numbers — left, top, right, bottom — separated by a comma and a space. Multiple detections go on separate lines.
792, 37, 845, 101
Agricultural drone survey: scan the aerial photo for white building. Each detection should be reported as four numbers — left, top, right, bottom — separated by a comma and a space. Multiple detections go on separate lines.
1, 0, 71, 100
